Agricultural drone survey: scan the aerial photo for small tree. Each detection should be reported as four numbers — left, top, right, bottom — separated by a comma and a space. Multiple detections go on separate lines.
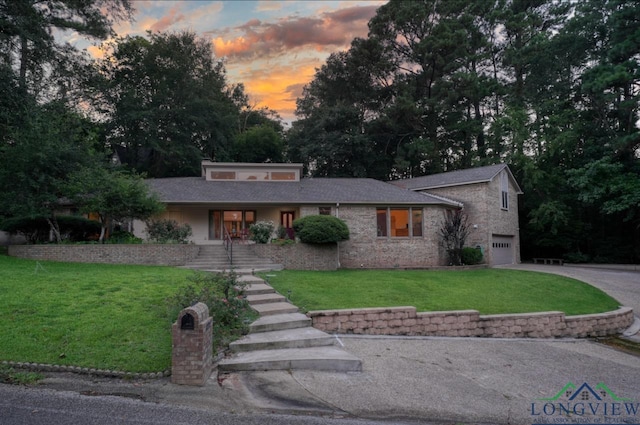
292, 215, 350, 244
439, 209, 470, 266
67, 167, 164, 243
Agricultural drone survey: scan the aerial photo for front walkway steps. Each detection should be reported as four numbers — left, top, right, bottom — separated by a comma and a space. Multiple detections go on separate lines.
182, 244, 283, 273
217, 277, 362, 374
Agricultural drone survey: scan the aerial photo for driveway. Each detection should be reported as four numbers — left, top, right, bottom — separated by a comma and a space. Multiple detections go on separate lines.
500, 263, 640, 315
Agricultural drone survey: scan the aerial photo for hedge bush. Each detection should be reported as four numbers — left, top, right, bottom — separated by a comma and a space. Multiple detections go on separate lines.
292, 215, 349, 244
461, 246, 483, 265
145, 219, 192, 243
0, 215, 101, 243
249, 221, 275, 244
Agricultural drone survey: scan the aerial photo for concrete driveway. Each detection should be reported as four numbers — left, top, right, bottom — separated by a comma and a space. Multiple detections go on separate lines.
500, 263, 640, 315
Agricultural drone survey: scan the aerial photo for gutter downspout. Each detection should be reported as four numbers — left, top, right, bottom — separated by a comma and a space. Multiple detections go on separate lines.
336, 202, 341, 269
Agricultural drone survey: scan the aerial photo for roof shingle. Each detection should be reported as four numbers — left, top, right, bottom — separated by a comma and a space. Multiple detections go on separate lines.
146, 177, 461, 206
391, 164, 522, 193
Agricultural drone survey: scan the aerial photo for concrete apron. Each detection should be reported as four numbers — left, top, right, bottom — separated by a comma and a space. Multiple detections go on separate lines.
218, 335, 640, 424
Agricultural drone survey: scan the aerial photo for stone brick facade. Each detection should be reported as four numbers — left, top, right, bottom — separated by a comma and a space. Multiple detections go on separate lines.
171, 302, 213, 386
424, 171, 521, 265
299, 205, 449, 269
252, 243, 338, 270
8, 244, 200, 266
309, 306, 633, 338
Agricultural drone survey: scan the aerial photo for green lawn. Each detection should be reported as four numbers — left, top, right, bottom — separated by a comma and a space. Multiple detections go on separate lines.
263, 269, 620, 315
0, 256, 621, 372
0, 255, 193, 372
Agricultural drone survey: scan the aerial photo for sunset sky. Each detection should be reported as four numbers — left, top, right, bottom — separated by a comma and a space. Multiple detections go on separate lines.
75, 1, 388, 123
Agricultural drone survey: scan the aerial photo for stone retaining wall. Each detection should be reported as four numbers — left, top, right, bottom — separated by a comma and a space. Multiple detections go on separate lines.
8, 244, 200, 266
308, 306, 633, 338
252, 243, 338, 270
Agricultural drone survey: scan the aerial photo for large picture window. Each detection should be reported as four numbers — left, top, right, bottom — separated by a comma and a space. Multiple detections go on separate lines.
376, 207, 423, 238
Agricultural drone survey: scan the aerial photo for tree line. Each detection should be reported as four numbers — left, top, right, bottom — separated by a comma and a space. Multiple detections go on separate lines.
289, 0, 639, 263
0, 0, 284, 241
1, 0, 638, 262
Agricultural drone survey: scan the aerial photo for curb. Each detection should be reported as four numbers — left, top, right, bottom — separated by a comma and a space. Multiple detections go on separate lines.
1, 360, 170, 379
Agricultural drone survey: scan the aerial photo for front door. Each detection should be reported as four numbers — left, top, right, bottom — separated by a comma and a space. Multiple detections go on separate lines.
280, 211, 295, 239
209, 210, 256, 240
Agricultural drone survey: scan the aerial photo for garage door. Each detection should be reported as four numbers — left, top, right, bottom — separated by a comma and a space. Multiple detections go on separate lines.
492, 235, 514, 265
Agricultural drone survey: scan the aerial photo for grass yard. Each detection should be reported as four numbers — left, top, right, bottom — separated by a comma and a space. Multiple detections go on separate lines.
0, 255, 193, 372
0, 254, 622, 373
263, 269, 620, 315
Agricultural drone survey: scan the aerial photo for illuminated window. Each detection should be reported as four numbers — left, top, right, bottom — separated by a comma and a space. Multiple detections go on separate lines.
271, 171, 296, 180
377, 207, 423, 238
238, 171, 269, 181
211, 171, 236, 180
390, 209, 410, 237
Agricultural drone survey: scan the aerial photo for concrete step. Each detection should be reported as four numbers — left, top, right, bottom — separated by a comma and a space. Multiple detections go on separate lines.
229, 327, 333, 352
246, 293, 286, 305
251, 302, 298, 316
237, 275, 265, 283
250, 313, 312, 333
243, 283, 275, 295
218, 347, 363, 373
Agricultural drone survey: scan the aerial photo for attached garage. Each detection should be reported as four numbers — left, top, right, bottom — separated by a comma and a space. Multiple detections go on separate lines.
491, 235, 514, 265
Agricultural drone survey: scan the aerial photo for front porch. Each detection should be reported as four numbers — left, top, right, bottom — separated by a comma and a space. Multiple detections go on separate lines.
135, 205, 301, 244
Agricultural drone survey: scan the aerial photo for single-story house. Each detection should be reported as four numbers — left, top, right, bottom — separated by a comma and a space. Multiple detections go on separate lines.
134, 161, 522, 268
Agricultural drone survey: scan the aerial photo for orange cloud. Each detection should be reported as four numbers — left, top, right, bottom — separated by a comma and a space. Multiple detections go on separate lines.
211, 5, 379, 61
228, 60, 320, 122
149, 5, 185, 32
87, 44, 106, 60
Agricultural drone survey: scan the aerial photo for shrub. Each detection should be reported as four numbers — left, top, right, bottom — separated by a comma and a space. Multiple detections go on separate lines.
461, 247, 483, 265
0, 216, 50, 243
57, 216, 102, 241
276, 225, 288, 239
564, 251, 590, 263
107, 230, 143, 244
0, 215, 101, 243
145, 219, 192, 243
292, 215, 349, 244
250, 221, 275, 244
166, 271, 256, 351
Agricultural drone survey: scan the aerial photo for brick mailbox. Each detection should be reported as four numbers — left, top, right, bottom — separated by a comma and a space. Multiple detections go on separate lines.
171, 302, 213, 386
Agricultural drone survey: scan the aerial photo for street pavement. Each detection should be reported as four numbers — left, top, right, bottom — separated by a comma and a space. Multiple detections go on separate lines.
15, 265, 640, 424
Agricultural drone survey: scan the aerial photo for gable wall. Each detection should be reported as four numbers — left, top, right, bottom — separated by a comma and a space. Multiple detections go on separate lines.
422, 174, 521, 264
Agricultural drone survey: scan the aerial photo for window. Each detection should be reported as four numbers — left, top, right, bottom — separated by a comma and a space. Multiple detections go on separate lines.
390, 209, 410, 236
271, 171, 296, 180
377, 207, 423, 238
412, 209, 423, 237
500, 172, 509, 210
319, 207, 332, 215
211, 171, 236, 180
376, 209, 388, 237
237, 171, 269, 181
